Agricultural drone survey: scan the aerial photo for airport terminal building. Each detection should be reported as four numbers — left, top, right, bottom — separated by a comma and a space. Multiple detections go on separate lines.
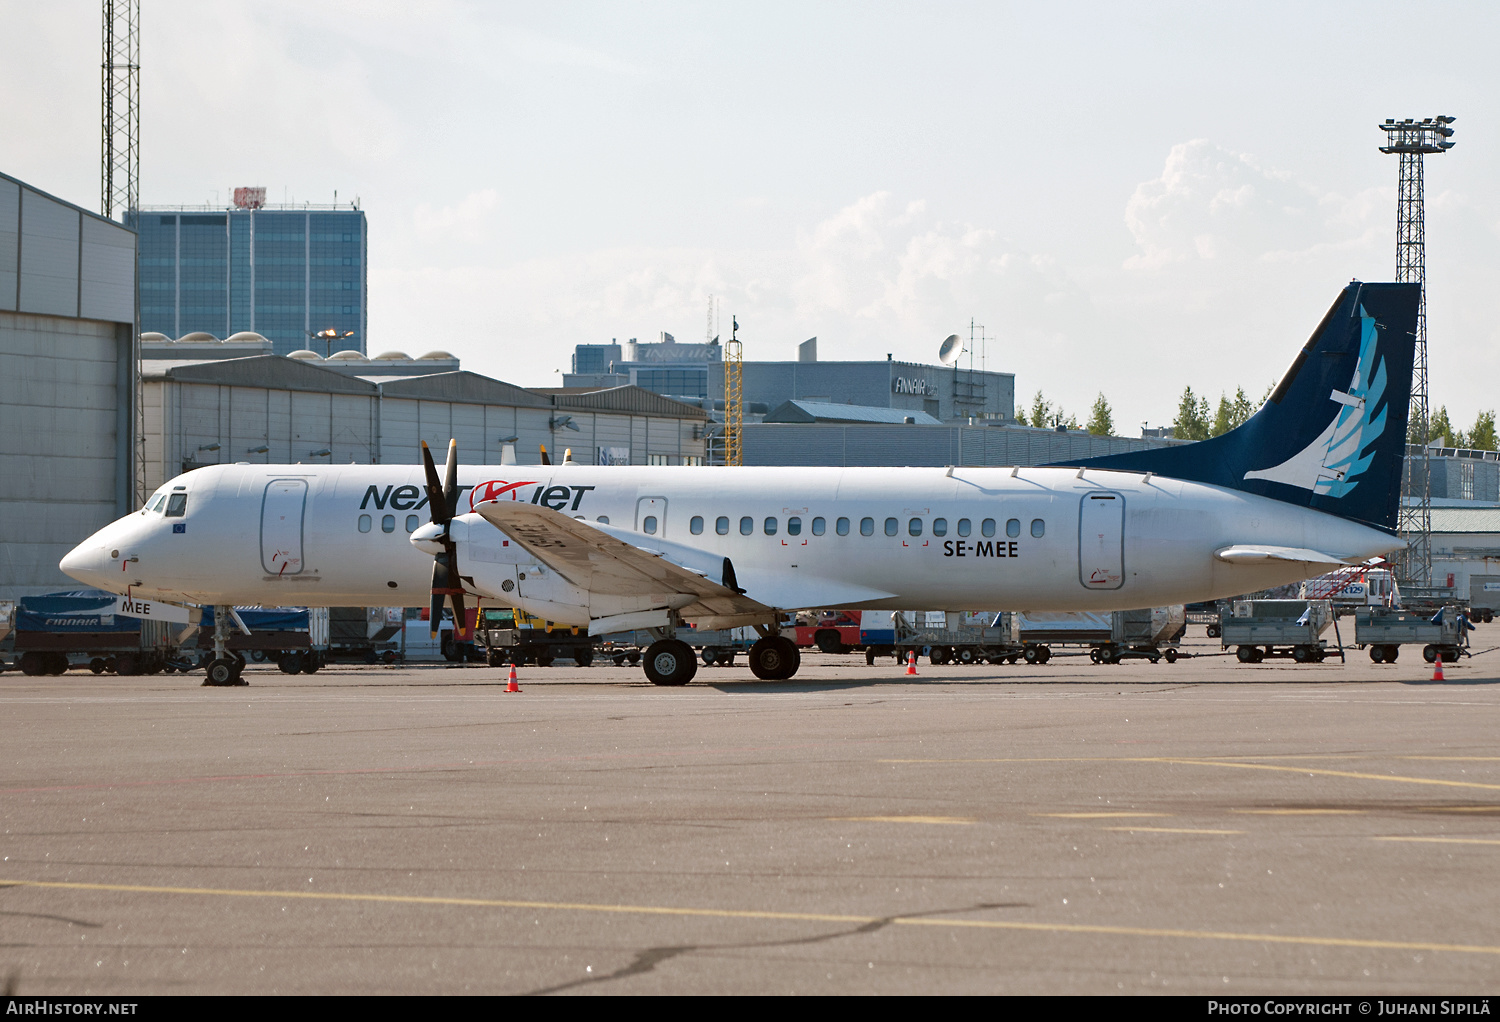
129, 199, 367, 358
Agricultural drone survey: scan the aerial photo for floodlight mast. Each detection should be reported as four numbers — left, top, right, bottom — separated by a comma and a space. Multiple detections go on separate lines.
1379, 116, 1455, 589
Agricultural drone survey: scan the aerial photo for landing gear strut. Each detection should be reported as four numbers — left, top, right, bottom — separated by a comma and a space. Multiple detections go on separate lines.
203, 604, 246, 687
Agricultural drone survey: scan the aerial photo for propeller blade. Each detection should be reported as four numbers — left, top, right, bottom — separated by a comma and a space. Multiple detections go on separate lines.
539, 444, 551, 466
428, 590, 445, 640
442, 439, 459, 519
420, 441, 447, 525
450, 591, 470, 643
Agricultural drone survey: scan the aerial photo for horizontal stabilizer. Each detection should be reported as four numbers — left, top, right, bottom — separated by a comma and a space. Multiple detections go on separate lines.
1215, 545, 1359, 567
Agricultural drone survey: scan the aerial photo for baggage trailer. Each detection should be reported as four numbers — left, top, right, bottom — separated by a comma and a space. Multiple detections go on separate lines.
13, 589, 178, 676
1468, 576, 1500, 624
326, 606, 404, 664
1091, 606, 1188, 664
1354, 606, 1470, 663
860, 611, 1022, 665
1220, 599, 1342, 663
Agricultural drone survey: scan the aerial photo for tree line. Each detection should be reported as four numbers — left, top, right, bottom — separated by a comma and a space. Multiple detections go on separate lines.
1014, 385, 1498, 451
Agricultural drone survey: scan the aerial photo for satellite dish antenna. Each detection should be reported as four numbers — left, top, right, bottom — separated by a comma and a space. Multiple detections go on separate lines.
937, 333, 964, 366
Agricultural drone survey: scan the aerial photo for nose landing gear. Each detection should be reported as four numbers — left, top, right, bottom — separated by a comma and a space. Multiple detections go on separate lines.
202, 605, 247, 687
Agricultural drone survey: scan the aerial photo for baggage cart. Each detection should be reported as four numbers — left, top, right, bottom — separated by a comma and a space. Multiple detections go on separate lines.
1220, 599, 1342, 663
1468, 576, 1500, 624
1354, 605, 1469, 664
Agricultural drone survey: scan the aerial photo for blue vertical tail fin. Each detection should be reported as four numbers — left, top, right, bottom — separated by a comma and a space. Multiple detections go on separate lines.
1057, 281, 1420, 531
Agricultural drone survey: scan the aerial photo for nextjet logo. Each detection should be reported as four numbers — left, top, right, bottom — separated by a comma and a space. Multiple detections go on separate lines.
469, 479, 540, 507
359, 480, 596, 514
470, 480, 596, 513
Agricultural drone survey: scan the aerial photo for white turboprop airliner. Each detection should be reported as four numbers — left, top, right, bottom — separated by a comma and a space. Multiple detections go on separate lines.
62, 281, 1420, 687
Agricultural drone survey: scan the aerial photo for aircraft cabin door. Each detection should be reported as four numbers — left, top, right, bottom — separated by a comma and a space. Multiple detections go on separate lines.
635, 497, 667, 536
261, 479, 308, 575
1078, 491, 1124, 590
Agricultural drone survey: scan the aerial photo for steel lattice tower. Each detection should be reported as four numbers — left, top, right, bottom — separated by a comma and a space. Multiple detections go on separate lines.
723, 318, 743, 466
101, 0, 140, 220
102, 0, 145, 504
1380, 116, 1454, 588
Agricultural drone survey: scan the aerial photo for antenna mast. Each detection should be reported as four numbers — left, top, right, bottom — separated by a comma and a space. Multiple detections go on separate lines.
102, 0, 145, 505
1380, 115, 1455, 589
723, 318, 743, 466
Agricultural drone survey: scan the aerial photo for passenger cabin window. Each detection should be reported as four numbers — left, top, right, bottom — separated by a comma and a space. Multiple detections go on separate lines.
1006, 518, 1021, 538
690, 516, 704, 535
860, 517, 874, 536
764, 517, 778, 536
932, 518, 947, 537
406, 515, 419, 533
908, 518, 922, 537
884, 517, 898, 537
716, 516, 730, 535
981, 518, 996, 538
1031, 519, 1046, 538
597, 516, 610, 524
740, 516, 754, 536
164, 494, 188, 518
358, 514, 372, 533
382, 515, 396, 533
811, 517, 826, 536
787, 517, 801, 536
643, 515, 658, 534
836, 517, 850, 536
957, 518, 971, 537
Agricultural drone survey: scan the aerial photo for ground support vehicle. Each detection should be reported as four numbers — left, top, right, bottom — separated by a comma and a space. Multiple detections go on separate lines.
327, 606, 404, 664
1220, 600, 1342, 664
478, 608, 597, 667
197, 606, 330, 677
1091, 607, 1189, 664
1468, 576, 1500, 624
1354, 606, 1470, 663
860, 611, 1024, 665
1301, 566, 1399, 615
13, 590, 178, 676
793, 611, 863, 654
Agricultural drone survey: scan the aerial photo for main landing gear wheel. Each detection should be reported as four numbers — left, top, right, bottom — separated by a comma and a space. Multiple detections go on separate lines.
748, 636, 800, 681
643, 639, 697, 686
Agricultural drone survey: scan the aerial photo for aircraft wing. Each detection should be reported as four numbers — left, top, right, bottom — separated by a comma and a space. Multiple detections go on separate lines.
1215, 545, 1360, 567
473, 501, 775, 624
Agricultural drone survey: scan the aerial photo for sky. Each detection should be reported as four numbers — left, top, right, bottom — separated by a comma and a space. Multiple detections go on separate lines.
3, 1, 1497, 433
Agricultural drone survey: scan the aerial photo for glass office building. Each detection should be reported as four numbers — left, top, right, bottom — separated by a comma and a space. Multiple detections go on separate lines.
129, 204, 367, 356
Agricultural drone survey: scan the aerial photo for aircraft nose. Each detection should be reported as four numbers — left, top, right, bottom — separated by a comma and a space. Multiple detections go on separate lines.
60, 539, 109, 586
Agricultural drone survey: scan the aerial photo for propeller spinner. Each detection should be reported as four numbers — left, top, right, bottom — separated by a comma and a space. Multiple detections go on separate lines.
420, 439, 472, 642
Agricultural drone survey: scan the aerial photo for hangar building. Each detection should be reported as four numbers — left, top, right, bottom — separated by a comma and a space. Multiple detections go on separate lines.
0, 171, 137, 601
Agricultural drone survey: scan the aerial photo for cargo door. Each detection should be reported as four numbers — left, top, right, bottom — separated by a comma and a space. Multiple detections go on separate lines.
635, 496, 667, 536
1078, 491, 1124, 590
261, 479, 308, 575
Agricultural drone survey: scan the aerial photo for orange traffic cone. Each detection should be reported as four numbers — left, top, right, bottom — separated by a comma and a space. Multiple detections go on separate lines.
507, 664, 521, 693
1432, 654, 1445, 682
906, 650, 918, 676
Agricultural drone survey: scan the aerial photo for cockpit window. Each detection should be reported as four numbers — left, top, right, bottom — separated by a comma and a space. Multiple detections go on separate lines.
164, 493, 188, 518
144, 493, 168, 514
